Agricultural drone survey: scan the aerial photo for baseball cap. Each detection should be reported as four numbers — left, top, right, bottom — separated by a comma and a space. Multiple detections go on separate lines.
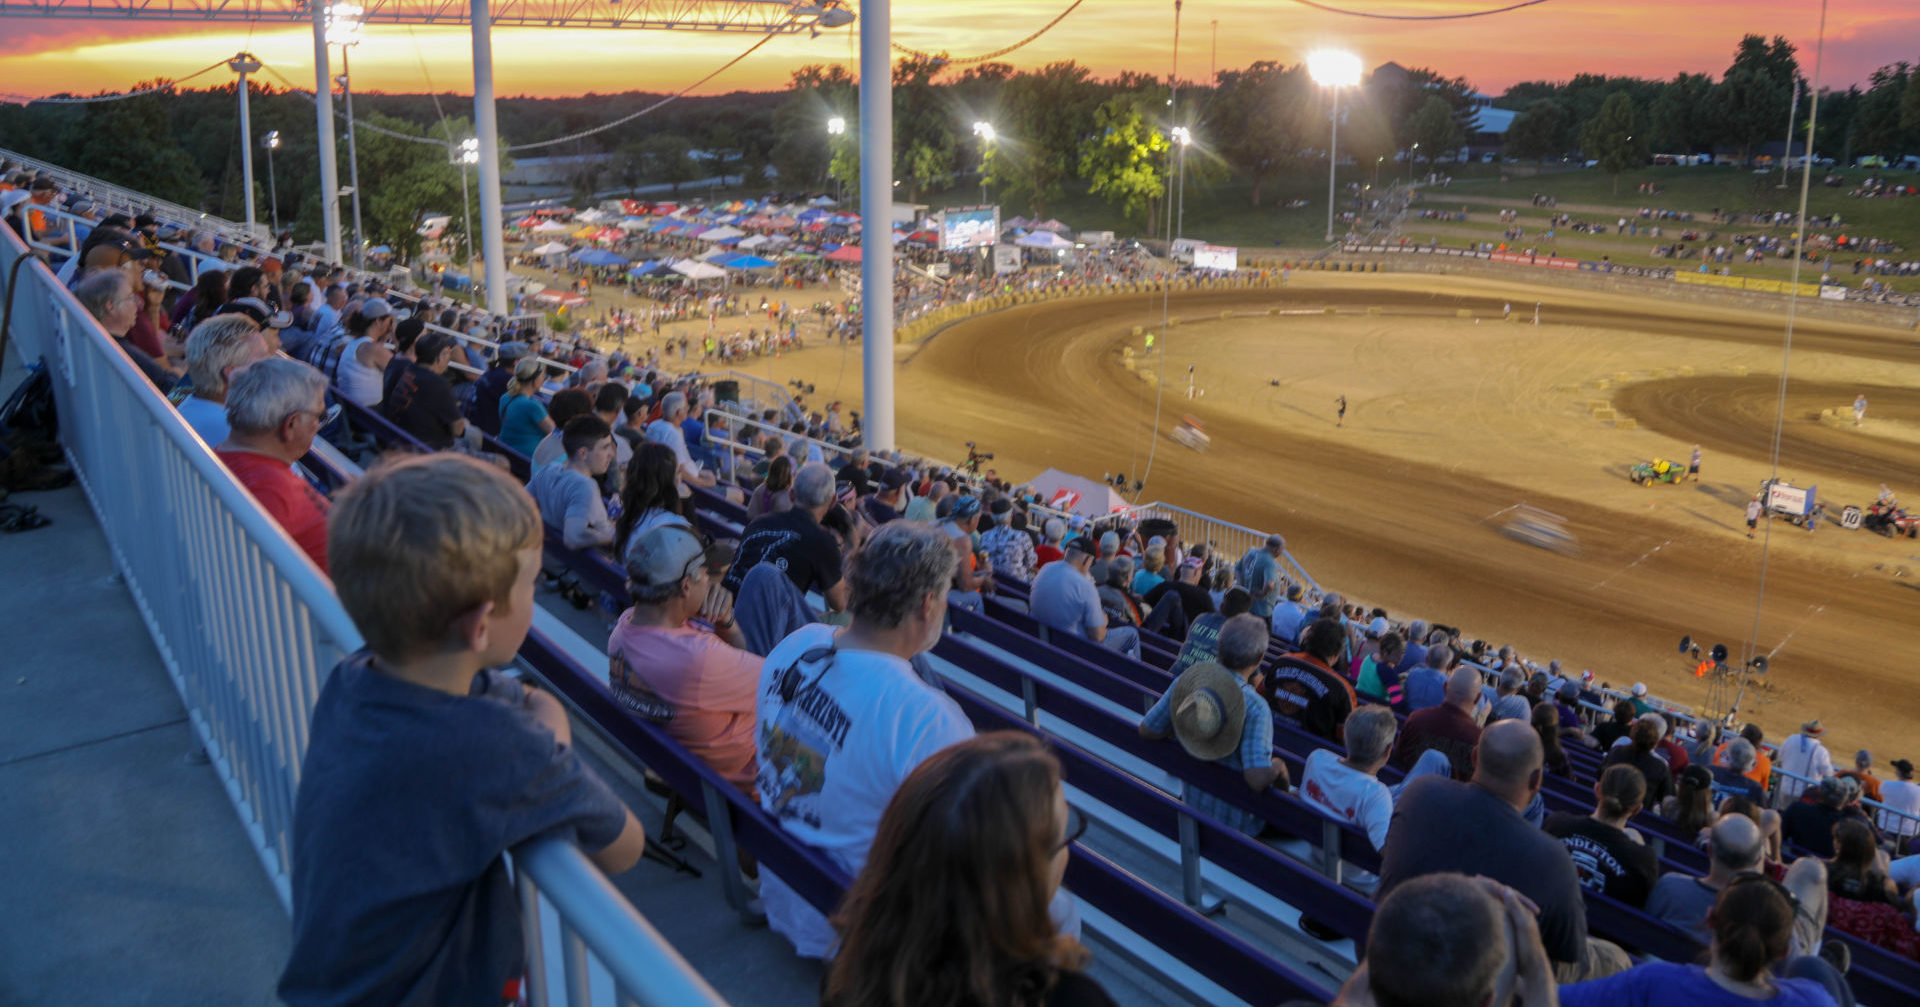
1631, 682, 1648, 696
623, 525, 707, 594
989, 497, 1012, 516
1064, 535, 1096, 557
360, 297, 394, 320
950, 496, 981, 520
1367, 616, 1390, 637
496, 340, 532, 360
879, 467, 911, 489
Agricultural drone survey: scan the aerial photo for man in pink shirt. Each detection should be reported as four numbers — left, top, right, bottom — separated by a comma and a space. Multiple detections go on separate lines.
609, 524, 762, 793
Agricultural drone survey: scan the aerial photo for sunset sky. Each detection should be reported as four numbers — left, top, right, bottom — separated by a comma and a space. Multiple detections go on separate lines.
0, 0, 1914, 103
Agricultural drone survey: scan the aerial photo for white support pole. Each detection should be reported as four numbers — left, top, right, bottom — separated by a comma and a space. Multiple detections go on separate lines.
1325, 86, 1339, 243
311, 8, 342, 262
231, 53, 262, 235
858, 0, 894, 452
341, 46, 365, 269
471, 0, 509, 317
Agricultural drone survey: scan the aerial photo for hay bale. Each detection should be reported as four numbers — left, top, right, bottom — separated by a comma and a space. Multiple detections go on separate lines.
1592, 408, 1616, 421
1648, 368, 1668, 379
1734, 366, 1749, 377
1589, 400, 1612, 410
1367, 306, 1383, 316
1456, 309, 1473, 319
1613, 418, 1638, 430
1595, 379, 1612, 390
1677, 366, 1695, 377
1222, 310, 1233, 319
1133, 326, 1144, 336
1613, 371, 1633, 382
1324, 307, 1337, 315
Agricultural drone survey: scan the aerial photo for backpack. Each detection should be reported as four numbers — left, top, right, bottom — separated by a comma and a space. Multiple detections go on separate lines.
0, 363, 74, 495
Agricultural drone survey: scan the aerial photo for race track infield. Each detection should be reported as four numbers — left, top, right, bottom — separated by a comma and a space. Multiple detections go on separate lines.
710, 273, 1920, 759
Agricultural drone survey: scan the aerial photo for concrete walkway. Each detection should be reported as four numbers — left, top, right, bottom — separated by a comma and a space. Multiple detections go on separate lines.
0, 478, 292, 1006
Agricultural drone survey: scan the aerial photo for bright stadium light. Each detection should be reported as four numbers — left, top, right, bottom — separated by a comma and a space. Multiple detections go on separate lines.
1170, 126, 1192, 147
826, 116, 847, 135
972, 121, 995, 143
324, 3, 364, 46
1307, 49, 1361, 243
264, 130, 280, 150
460, 137, 481, 165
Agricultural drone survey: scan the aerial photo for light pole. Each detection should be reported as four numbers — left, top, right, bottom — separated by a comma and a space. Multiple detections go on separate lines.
1778, 77, 1800, 188
328, 5, 365, 268
229, 52, 263, 235
827, 115, 847, 203
1308, 49, 1361, 245
457, 137, 480, 305
1170, 126, 1192, 239
971, 120, 995, 205
263, 130, 281, 234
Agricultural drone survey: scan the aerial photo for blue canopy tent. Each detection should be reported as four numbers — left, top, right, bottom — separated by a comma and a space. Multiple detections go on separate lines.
572, 248, 631, 267
725, 255, 776, 269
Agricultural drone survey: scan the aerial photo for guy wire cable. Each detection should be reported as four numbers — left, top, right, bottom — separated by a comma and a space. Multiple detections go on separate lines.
1134, 0, 1181, 502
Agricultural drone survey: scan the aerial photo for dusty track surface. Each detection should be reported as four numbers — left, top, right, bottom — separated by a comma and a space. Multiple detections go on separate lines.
745, 274, 1920, 758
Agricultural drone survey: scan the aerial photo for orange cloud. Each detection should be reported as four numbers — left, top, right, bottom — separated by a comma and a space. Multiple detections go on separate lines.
0, 0, 1913, 102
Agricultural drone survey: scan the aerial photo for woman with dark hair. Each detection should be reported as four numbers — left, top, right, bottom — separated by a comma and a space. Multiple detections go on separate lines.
1603, 716, 1675, 808
1592, 699, 1638, 749
1827, 819, 1901, 906
1662, 765, 1718, 838
1559, 875, 1839, 1005
170, 267, 230, 332
745, 455, 794, 522
824, 732, 1115, 1007
1533, 702, 1572, 778
616, 442, 691, 561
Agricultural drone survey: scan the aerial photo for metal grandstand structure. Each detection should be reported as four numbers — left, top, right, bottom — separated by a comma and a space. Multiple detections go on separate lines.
0, 0, 843, 32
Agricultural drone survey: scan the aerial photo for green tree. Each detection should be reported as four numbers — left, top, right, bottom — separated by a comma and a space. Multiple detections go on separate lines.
1580, 92, 1648, 193
999, 61, 1098, 216
1208, 61, 1313, 206
1502, 99, 1569, 160
769, 64, 854, 190
58, 83, 204, 206
1647, 73, 1719, 154
893, 54, 955, 202
1715, 34, 1798, 165
1405, 96, 1463, 164
328, 112, 467, 264
641, 133, 699, 195
1078, 93, 1169, 233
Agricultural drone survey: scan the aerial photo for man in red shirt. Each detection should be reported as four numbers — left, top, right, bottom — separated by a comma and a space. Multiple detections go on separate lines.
215, 357, 333, 573
1390, 667, 1485, 780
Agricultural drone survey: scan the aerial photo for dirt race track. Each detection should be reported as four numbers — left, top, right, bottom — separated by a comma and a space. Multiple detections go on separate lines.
739, 273, 1920, 759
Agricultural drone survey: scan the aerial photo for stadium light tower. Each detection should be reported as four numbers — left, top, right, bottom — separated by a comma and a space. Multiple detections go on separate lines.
1170, 125, 1192, 239
330, 5, 366, 268
455, 137, 481, 305
1307, 49, 1361, 244
263, 130, 281, 233
972, 121, 995, 205
229, 52, 263, 235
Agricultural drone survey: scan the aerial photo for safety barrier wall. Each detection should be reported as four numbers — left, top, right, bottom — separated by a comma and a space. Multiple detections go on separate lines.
0, 226, 733, 1006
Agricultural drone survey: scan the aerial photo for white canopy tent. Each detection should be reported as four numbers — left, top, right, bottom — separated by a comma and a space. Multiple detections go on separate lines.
671, 259, 728, 281
530, 240, 570, 255
696, 225, 746, 242
1015, 230, 1075, 250
1025, 468, 1129, 517
532, 220, 572, 234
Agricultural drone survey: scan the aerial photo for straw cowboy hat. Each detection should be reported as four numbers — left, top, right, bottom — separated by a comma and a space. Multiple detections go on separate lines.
1169, 661, 1248, 762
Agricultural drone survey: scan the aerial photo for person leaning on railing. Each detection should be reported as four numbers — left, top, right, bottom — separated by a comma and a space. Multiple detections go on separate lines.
279, 453, 645, 1007
824, 733, 1118, 1007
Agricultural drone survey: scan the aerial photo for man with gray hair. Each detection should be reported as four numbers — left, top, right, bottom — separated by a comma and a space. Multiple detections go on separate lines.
1034, 516, 1068, 571
1139, 613, 1289, 835
215, 357, 333, 572
1233, 532, 1286, 619
753, 521, 988, 958
1302, 706, 1399, 885
1488, 666, 1530, 724
176, 313, 269, 447
1708, 737, 1769, 805
1400, 642, 1453, 712
644, 390, 717, 495
722, 462, 848, 612
1032, 534, 1141, 659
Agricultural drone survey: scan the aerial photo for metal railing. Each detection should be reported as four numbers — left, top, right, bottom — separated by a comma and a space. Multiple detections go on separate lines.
0, 223, 730, 1005
1114, 501, 1320, 595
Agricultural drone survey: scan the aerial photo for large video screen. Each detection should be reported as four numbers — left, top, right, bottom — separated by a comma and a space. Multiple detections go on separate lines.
940, 206, 1000, 250
1192, 244, 1238, 271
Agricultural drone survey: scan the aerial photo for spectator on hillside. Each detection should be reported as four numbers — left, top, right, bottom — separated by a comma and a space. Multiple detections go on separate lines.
215, 358, 331, 572
1266, 618, 1358, 744
279, 454, 644, 1006
1546, 764, 1658, 907
1033, 517, 1067, 570
1390, 666, 1484, 781
526, 416, 617, 553
176, 314, 269, 446
646, 391, 719, 497
1301, 706, 1398, 887
1168, 588, 1250, 677
824, 733, 1116, 1007
746, 456, 795, 522
609, 524, 761, 795
754, 522, 986, 959
1837, 750, 1883, 804
1232, 534, 1286, 619
615, 442, 694, 563
1139, 615, 1290, 836
382, 332, 466, 451
1560, 877, 1846, 1007
1031, 536, 1140, 659
723, 462, 848, 613
1377, 721, 1624, 980
530, 389, 595, 469
1332, 874, 1556, 1007
980, 499, 1039, 582
76, 268, 176, 392
1777, 722, 1835, 806
1603, 716, 1676, 809
1400, 643, 1452, 713
1646, 814, 1832, 970
333, 299, 395, 408
497, 357, 555, 459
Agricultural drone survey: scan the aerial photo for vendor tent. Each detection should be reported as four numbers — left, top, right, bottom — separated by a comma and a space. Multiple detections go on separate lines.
571, 248, 630, 267
697, 225, 746, 242
724, 254, 775, 269
1015, 230, 1074, 250
670, 260, 727, 281
1025, 469, 1128, 518
530, 241, 571, 255
736, 234, 770, 250
532, 220, 572, 234
824, 244, 863, 263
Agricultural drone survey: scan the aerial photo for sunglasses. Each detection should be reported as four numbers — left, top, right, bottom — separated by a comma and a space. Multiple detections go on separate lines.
1053, 807, 1088, 854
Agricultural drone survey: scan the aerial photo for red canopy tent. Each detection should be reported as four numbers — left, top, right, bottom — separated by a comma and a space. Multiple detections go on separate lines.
824, 244, 863, 263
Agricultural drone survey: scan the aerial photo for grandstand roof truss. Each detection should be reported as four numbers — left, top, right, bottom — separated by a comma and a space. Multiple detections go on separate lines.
0, 0, 838, 32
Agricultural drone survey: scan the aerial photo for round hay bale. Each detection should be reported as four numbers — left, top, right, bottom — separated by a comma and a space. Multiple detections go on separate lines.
1595, 379, 1612, 390
1613, 418, 1638, 430
1455, 309, 1473, 319
1677, 366, 1695, 377
1367, 306, 1383, 316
